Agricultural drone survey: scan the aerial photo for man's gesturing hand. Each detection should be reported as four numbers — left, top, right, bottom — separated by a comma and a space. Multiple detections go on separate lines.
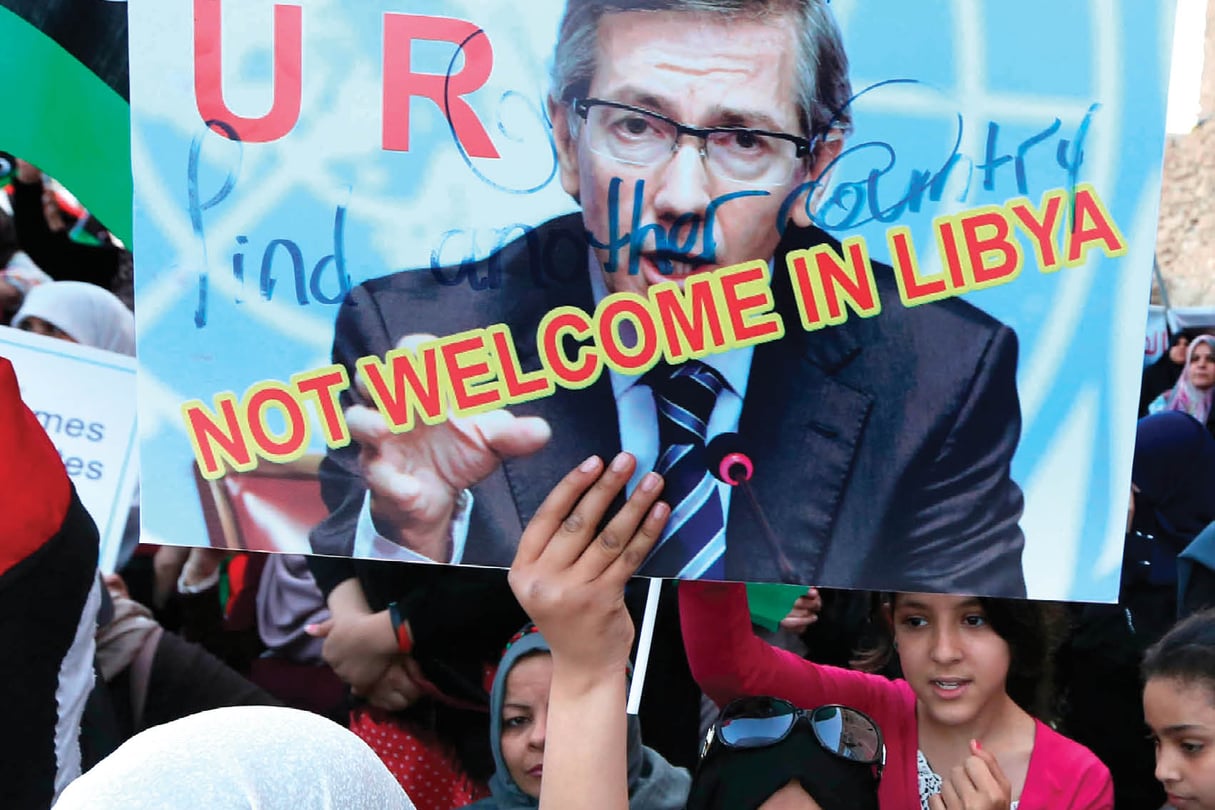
348, 333, 552, 561
508, 452, 669, 680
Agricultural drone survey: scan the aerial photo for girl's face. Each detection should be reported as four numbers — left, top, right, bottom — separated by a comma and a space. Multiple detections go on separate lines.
891, 593, 1011, 728
1188, 340, 1215, 391
500, 653, 553, 799
1145, 676, 1215, 810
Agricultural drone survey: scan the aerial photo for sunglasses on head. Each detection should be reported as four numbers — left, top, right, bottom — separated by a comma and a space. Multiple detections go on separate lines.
701, 696, 885, 781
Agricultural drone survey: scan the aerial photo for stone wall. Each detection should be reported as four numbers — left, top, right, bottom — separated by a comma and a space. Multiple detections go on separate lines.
1154, 0, 1215, 306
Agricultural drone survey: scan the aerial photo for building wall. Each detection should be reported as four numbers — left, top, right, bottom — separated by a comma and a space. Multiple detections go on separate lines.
1155, 0, 1215, 306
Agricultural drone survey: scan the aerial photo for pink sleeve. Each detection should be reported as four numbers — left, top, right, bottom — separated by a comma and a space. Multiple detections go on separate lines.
1078, 772, 1112, 810
1020, 722, 1114, 810
1066, 758, 1114, 810
679, 580, 900, 720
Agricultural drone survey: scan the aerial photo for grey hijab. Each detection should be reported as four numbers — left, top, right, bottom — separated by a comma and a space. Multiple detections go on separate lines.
465, 628, 690, 810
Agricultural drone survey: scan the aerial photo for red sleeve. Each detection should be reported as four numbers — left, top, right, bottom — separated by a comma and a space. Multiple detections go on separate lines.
679, 580, 905, 721
0, 358, 71, 577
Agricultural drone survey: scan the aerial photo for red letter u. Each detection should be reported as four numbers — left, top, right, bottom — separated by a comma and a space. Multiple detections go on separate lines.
193, 0, 303, 142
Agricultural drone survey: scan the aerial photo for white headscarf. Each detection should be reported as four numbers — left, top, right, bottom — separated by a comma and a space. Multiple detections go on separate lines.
13, 281, 134, 356
1162, 334, 1215, 425
54, 706, 416, 809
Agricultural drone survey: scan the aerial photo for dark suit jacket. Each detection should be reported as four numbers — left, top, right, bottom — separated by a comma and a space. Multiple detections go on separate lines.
311, 213, 1026, 596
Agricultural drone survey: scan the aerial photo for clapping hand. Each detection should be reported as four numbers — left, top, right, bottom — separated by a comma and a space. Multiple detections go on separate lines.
927, 741, 1013, 810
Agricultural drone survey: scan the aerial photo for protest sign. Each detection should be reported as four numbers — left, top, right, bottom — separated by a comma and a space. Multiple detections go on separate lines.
0, 326, 138, 573
129, 0, 1176, 601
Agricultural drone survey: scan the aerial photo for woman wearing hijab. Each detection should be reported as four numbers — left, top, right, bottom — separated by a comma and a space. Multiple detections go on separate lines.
464, 624, 690, 810
11, 279, 141, 572
687, 698, 882, 810
54, 705, 416, 809
12, 279, 134, 356
1149, 334, 1215, 437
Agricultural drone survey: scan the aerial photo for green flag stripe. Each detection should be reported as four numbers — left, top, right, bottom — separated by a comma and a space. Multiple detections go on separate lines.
0, 6, 132, 245
0, 0, 129, 101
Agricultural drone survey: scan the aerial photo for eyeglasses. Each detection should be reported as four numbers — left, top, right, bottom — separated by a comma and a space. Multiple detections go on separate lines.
701, 697, 885, 780
571, 98, 817, 187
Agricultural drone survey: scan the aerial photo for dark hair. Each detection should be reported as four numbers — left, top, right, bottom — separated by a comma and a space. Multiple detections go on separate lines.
1143, 608, 1215, 697
853, 593, 1066, 721
550, 0, 853, 140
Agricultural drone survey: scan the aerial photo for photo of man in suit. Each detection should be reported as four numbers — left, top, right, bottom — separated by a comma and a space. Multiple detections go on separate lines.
310, 0, 1027, 597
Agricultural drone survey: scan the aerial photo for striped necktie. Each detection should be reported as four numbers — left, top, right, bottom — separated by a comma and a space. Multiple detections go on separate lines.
638, 360, 726, 578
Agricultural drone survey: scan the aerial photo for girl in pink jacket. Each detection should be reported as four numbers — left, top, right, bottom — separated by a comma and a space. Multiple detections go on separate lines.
681, 582, 1113, 810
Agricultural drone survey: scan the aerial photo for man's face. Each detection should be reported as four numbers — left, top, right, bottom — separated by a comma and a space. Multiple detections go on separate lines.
551, 10, 840, 296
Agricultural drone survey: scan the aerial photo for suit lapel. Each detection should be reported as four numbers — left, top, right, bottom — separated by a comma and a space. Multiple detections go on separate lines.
498, 237, 622, 527
725, 228, 875, 582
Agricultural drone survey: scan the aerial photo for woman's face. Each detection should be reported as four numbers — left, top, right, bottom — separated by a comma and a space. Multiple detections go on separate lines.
500, 653, 553, 799
891, 593, 1011, 729
1188, 341, 1215, 391
18, 315, 75, 343
1145, 676, 1215, 810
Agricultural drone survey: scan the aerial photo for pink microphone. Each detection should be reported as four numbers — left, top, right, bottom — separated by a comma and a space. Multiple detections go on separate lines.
706, 433, 798, 584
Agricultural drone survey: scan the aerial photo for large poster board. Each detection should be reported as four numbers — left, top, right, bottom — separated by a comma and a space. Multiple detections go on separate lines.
130, 0, 1176, 601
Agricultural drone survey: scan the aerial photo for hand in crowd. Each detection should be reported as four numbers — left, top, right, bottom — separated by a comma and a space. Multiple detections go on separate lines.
509, 452, 668, 680
347, 333, 552, 561
152, 545, 190, 608
778, 587, 823, 633
307, 605, 399, 697
508, 453, 668, 810
361, 656, 429, 712
927, 741, 1013, 810
181, 547, 227, 590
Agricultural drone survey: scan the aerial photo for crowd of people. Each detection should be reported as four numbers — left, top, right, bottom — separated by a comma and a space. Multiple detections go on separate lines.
19, 439, 1213, 810
4, 0, 1215, 806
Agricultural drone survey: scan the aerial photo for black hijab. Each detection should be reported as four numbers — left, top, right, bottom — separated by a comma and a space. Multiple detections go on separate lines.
685, 724, 879, 810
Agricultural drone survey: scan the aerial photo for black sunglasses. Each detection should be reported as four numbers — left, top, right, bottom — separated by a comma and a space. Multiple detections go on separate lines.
701, 696, 885, 780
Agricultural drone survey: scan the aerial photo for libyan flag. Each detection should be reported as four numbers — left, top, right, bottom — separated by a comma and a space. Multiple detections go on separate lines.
0, 0, 132, 244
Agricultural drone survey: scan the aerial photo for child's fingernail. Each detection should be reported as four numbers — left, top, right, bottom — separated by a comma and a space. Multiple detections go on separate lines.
610, 452, 631, 472
640, 472, 661, 492
579, 455, 601, 472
